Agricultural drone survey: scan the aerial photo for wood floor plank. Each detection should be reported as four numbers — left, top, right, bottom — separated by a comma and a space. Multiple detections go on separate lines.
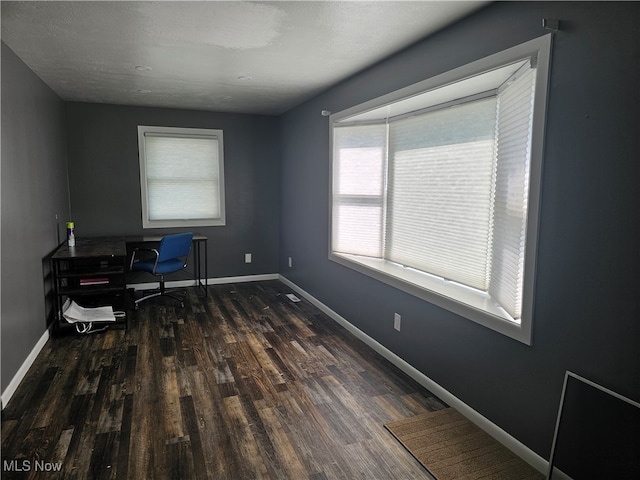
87, 431, 118, 480
114, 394, 132, 479
184, 370, 223, 479
257, 406, 308, 479
221, 394, 270, 479
2, 280, 443, 479
25, 366, 59, 426
178, 395, 208, 480
48, 427, 75, 480
273, 389, 352, 480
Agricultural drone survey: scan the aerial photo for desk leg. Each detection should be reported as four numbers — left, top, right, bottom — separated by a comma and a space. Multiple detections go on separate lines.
194, 241, 199, 291
204, 239, 208, 296
194, 239, 207, 297
52, 259, 62, 337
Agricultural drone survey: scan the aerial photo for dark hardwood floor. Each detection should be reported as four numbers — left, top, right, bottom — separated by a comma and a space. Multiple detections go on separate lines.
2, 280, 446, 479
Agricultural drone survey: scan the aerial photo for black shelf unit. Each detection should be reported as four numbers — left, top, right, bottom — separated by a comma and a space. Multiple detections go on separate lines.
51, 237, 129, 335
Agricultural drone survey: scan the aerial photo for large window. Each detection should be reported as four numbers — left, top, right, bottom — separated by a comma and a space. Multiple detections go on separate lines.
138, 126, 225, 229
330, 36, 552, 344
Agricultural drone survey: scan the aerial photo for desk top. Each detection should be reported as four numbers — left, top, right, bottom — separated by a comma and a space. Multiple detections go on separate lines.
51, 234, 206, 259
124, 233, 207, 243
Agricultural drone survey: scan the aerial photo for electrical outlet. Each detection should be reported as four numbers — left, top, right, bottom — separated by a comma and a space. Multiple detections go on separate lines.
394, 313, 401, 331
245, 253, 252, 263
288, 257, 292, 268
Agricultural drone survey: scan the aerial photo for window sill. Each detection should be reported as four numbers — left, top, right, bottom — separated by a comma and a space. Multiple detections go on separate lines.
330, 252, 532, 345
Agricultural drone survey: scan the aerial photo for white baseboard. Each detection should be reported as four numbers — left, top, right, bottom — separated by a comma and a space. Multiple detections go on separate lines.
128, 273, 280, 291
205, 273, 280, 285
1, 327, 50, 410
278, 274, 548, 475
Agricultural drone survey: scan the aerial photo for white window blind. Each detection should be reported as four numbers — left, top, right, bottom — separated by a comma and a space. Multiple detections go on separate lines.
332, 124, 387, 257
387, 97, 497, 291
138, 126, 225, 228
489, 67, 536, 319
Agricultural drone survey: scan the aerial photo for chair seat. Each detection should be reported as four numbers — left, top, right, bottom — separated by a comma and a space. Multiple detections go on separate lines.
131, 258, 187, 275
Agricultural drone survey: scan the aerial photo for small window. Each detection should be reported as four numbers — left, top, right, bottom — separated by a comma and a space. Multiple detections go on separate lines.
329, 35, 552, 344
137, 126, 225, 228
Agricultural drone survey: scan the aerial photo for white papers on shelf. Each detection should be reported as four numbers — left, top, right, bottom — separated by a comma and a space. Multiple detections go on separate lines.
62, 299, 116, 323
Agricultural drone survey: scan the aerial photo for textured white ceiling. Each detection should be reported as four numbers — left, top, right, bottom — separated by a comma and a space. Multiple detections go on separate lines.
1, 1, 486, 115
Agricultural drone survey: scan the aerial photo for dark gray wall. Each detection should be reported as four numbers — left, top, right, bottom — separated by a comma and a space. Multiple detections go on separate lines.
1, 42, 70, 392
279, 2, 640, 458
64, 103, 280, 278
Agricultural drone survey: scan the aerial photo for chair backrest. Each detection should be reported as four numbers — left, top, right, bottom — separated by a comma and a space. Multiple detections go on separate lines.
157, 232, 194, 263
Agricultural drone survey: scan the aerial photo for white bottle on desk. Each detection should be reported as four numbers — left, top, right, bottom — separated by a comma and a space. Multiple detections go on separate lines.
66, 221, 76, 247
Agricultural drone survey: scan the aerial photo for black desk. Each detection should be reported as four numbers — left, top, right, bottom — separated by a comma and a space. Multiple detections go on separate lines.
51, 234, 208, 334
122, 234, 208, 295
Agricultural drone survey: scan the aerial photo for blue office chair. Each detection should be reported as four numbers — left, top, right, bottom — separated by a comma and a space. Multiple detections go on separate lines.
130, 232, 194, 308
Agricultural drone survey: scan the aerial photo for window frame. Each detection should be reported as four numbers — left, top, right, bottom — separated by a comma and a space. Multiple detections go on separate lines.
328, 35, 552, 345
137, 125, 226, 229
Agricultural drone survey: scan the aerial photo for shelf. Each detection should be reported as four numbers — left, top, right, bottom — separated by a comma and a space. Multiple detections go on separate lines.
58, 284, 127, 296
55, 266, 125, 278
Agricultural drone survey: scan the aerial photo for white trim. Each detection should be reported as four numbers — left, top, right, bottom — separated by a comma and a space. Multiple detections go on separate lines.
1, 328, 50, 410
128, 273, 280, 291
278, 274, 548, 475
332, 35, 551, 124
205, 274, 279, 285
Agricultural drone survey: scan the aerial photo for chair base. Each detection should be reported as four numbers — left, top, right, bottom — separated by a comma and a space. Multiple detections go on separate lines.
134, 289, 187, 310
